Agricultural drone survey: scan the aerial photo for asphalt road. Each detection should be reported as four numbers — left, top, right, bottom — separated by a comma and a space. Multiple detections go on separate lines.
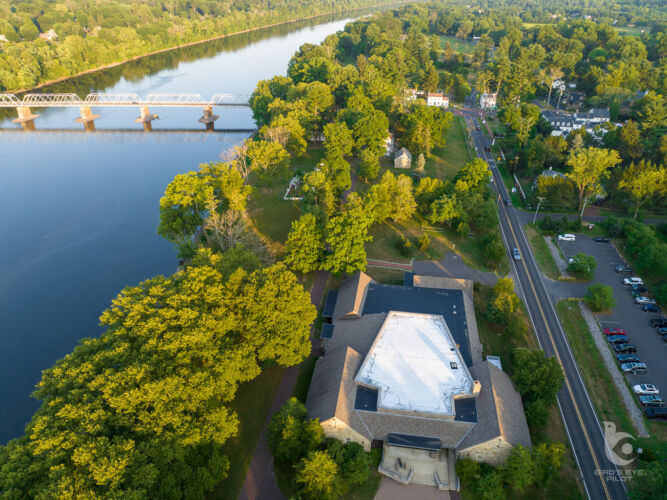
466, 120, 628, 500
557, 236, 667, 399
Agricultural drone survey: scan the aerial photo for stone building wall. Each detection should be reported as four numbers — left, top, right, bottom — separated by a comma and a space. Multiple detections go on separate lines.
320, 417, 371, 451
457, 438, 513, 466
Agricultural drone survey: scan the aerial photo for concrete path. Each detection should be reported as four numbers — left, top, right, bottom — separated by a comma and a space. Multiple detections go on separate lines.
413, 253, 497, 286
374, 477, 451, 500
238, 270, 329, 500
544, 235, 569, 276
367, 259, 413, 271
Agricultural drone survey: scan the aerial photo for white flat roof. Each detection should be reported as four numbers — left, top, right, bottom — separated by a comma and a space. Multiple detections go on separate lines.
354, 311, 474, 417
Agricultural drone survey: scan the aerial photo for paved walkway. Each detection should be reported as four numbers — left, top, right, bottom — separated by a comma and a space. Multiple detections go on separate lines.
367, 259, 413, 271
238, 270, 329, 500
544, 235, 569, 276
374, 477, 452, 500
413, 253, 498, 286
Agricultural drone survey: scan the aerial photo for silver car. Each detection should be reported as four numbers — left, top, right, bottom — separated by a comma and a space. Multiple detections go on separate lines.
512, 248, 521, 260
621, 362, 648, 374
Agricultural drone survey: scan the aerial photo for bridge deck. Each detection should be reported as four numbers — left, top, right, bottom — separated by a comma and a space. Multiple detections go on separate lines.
0, 93, 250, 108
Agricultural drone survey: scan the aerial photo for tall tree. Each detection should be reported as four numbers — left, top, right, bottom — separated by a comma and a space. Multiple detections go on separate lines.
296, 450, 342, 500
618, 160, 667, 219
323, 194, 372, 276
285, 214, 323, 273
566, 147, 621, 214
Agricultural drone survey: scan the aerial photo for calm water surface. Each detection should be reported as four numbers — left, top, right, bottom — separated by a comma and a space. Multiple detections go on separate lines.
0, 15, 358, 443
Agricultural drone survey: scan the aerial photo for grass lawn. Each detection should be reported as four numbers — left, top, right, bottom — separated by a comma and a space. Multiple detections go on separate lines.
439, 35, 474, 54
424, 115, 472, 179
524, 224, 560, 279
364, 267, 406, 284
293, 355, 318, 403
614, 26, 644, 36
211, 364, 285, 500
471, 283, 585, 499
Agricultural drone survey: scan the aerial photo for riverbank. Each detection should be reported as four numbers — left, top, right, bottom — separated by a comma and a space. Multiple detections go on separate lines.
6, 1, 415, 95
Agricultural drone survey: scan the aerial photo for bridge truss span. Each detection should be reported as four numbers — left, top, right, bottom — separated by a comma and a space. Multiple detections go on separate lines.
0, 92, 250, 108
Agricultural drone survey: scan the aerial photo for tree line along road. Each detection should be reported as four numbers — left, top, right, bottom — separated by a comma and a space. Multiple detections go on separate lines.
466, 116, 628, 500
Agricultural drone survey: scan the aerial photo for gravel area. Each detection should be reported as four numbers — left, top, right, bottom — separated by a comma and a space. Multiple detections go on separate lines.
544, 236, 569, 276
578, 302, 649, 437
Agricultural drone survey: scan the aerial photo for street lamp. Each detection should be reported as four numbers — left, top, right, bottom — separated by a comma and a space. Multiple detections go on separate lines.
533, 196, 545, 224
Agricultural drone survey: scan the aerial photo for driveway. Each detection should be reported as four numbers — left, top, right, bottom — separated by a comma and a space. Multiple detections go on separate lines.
413, 253, 498, 286
554, 235, 667, 406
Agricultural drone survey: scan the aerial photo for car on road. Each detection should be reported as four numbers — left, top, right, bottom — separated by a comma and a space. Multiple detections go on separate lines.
635, 296, 657, 305
642, 304, 662, 313
633, 384, 659, 395
613, 343, 637, 353
603, 327, 627, 336
512, 248, 521, 260
593, 237, 610, 242
607, 335, 629, 344
617, 353, 640, 363
504, 199, 511, 206
615, 265, 633, 274
558, 234, 576, 241
649, 318, 667, 328
639, 395, 664, 406
621, 362, 648, 374
645, 407, 667, 419
623, 277, 644, 286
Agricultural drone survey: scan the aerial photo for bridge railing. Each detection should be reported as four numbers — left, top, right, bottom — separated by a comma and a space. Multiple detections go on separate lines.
84, 93, 142, 105
0, 92, 250, 107
21, 93, 81, 106
0, 94, 21, 105
144, 93, 207, 105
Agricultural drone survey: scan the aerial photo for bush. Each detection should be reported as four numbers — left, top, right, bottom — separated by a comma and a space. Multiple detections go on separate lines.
396, 236, 415, 257
585, 284, 616, 312
268, 398, 323, 464
296, 450, 342, 500
418, 233, 431, 251
566, 253, 597, 280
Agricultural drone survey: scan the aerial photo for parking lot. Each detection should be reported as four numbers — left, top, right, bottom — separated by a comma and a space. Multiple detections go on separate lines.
557, 235, 666, 405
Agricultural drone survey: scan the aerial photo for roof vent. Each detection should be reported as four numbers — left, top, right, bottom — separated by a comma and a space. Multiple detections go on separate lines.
450, 362, 458, 369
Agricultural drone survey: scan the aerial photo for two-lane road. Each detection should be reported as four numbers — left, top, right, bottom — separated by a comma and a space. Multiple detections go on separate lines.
465, 120, 627, 500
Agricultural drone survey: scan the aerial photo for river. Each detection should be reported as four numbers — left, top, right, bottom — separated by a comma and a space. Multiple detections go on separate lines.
0, 13, 366, 443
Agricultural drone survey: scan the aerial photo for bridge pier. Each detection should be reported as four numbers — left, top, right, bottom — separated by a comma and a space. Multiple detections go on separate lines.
75, 106, 100, 131
198, 106, 219, 131
12, 106, 39, 131
135, 105, 158, 131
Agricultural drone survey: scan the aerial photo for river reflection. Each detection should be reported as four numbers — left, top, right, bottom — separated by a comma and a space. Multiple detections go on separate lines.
0, 13, 367, 443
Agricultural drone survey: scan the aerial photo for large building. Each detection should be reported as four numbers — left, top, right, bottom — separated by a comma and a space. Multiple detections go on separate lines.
479, 92, 497, 109
542, 108, 610, 136
307, 273, 531, 491
426, 92, 449, 108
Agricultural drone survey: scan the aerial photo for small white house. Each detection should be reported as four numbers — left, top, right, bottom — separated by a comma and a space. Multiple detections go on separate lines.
427, 92, 449, 108
384, 133, 395, 157
480, 92, 497, 109
405, 88, 420, 101
39, 29, 57, 41
394, 147, 412, 169
0, 35, 8, 43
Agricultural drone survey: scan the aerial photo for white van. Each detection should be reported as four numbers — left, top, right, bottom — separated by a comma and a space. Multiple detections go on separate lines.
558, 234, 576, 241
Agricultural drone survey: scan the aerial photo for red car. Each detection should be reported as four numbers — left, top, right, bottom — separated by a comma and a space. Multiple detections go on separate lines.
604, 327, 627, 336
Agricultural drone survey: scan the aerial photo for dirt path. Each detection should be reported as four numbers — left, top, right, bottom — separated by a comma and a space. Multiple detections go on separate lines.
238, 269, 328, 500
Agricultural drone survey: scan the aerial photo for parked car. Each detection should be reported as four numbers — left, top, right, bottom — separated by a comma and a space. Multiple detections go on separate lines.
635, 296, 657, 305
632, 289, 646, 298
657, 327, 667, 335
593, 237, 610, 242
512, 248, 521, 260
603, 327, 627, 336
663, 335, 667, 343
617, 353, 640, 363
613, 343, 637, 353
643, 304, 662, 313
621, 362, 648, 374
624, 277, 644, 286
558, 234, 576, 241
615, 265, 633, 274
649, 318, 667, 328
632, 284, 649, 293
645, 407, 667, 419
639, 395, 664, 406
633, 384, 659, 395
608, 335, 629, 344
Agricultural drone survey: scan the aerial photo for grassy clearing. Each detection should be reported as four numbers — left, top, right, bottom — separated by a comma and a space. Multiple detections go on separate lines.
471, 283, 585, 499
425, 115, 472, 179
293, 355, 318, 403
211, 364, 285, 500
364, 267, 406, 284
614, 25, 644, 36
439, 35, 474, 54
556, 301, 636, 436
525, 224, 560, 279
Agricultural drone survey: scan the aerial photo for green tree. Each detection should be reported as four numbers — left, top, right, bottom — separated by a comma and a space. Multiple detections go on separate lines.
415, 177, 447, 213
585, 284, 616, 312
628, 459, 667, 500
457, 158, 490, 191
532, 442, 566, 486
358, 148, 381, 180
566, 147, 621, 213
618, 161, 667, 220
416, 153, 426, 173
567, 253, 597, 280
323, 122, 354, 159
488, 277, 520, 325
268, 398, 323, 464
401, 105, 453, 156
285, 214, 323, 274
247, 140, 289, 177
618, 120, 642, 162
323, 194, 372, 276
296, 450, 342, 500
428, 194, 458, 225
326, 440, 371, 487
501, 445, 534, 494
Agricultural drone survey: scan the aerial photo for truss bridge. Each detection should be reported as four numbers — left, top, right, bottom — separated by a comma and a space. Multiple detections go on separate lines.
0, 93, 251, 131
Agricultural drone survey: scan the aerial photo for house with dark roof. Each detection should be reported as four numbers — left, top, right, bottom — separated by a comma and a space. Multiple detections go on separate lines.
308, 273, 531, 491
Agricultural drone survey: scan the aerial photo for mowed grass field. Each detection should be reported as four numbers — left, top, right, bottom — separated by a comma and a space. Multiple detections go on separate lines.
439, 35, 475, 54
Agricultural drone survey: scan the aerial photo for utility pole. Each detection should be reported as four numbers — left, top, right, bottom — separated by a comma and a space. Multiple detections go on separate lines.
533, 196, 545, 224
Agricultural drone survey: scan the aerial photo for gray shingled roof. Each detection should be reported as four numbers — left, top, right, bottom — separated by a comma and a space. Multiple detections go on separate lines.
395, 147, 412, 160
332, 272, 373, 321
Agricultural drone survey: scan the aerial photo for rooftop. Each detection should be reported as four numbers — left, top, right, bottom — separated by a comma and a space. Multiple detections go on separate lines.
354, 311, 474, 418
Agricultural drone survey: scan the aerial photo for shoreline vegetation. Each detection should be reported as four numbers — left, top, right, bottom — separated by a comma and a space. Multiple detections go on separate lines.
3, 1, 414, 94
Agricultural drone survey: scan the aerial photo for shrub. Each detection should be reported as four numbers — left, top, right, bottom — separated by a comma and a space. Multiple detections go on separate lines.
268, 398, 323, 464
567, 253, 597, 280
585, 284, 616, 312
396, 236, 415, 257
418, 233, 431, 251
